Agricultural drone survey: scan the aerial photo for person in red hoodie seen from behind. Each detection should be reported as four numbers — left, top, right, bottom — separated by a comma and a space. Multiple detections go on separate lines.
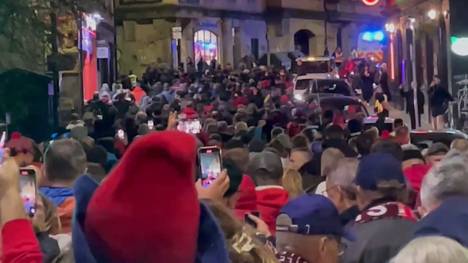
223, 148, 258, 220
247, 151, 289, 235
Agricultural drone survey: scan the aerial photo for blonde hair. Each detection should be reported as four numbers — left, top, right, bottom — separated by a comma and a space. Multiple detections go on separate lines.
282, 169, 304, 199
451, 139, 468, 152
321, 148, 345, 177
204, 200, 278, 263
391, 236, 468, 263
36, 193, 61, 234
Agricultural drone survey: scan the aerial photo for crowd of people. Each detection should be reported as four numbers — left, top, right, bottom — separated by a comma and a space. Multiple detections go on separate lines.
0, 62, 467, 263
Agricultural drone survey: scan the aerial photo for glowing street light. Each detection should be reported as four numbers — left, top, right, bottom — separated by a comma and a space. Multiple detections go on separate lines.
451, 37, 468, 56
385, 23, 396, 33
427, 9, 438, 20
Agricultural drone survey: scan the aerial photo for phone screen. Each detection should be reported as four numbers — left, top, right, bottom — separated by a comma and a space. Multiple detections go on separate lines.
199, 147, 222, 187
178, 119, 201, 134
117, 129, 125, 140
148, 120, 154, 130
19, 169, 37, 217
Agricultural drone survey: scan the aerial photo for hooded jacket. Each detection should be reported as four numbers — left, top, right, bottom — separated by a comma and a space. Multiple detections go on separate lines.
342, 199, 416, 263
256, 186, 289, 234
72, 132, 230, 263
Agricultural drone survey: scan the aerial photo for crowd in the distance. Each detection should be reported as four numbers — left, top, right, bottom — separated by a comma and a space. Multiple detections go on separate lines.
1, 61, 468, 263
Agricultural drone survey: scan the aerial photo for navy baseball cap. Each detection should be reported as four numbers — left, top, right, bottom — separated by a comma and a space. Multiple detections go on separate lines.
355, 153, 406, 191
414, 196, 468, 247
276, 194, 354, 240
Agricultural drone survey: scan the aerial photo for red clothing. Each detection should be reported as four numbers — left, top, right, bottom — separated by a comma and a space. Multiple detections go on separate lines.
2, 219, 42, 263
233, 96, 249, 108
234, 175, 257, 220
404, 164, 432, 195
131, 86, 146, 106
256, 186, 289, 235
57, 197, 76, 233
280, 95, 289, 105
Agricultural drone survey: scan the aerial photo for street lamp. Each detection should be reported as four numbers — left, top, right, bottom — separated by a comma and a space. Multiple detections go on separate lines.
385, 23, 396, 33
427, 9, 438, 20
451, 37, 468, 56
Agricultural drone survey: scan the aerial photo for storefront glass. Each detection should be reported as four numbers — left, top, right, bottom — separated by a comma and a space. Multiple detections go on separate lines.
194, 30, 218, 63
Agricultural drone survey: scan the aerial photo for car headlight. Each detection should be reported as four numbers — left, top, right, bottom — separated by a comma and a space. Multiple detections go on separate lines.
294, 93, 304, 101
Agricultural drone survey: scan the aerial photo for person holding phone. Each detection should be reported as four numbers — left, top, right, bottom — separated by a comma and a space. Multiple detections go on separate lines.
0, 154, 43, 262
73, 131, 230, 263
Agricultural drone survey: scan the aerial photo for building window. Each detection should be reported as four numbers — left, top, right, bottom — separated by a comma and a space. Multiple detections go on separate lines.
194, 30, 218, 63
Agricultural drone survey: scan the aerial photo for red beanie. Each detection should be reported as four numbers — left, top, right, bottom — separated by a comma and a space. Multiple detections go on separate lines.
85, 131, 200, 262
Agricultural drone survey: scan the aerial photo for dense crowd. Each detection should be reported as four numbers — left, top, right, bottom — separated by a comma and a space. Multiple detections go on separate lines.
0, 63, 467, 263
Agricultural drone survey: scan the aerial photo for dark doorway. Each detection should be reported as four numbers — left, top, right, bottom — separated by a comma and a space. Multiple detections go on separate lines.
294, 29, 315, 56
251, 38, 259, 60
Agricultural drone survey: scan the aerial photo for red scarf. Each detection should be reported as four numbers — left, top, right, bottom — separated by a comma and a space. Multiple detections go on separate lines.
356, 201, 417, 224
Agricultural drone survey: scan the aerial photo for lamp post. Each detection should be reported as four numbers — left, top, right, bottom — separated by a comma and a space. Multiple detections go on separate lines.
408, 17, 420, 128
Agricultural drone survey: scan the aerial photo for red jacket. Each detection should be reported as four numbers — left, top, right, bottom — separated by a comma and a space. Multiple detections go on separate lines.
234, 175, 257, 220
256, 186, 289, 235
2, 219, 42, 263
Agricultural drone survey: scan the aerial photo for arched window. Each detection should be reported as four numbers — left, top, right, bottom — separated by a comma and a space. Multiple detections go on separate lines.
194, 30, 218, 63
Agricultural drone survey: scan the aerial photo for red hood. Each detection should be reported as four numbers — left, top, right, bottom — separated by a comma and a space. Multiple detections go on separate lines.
234, 175, 257, 220
404, 164, 432, 194
256, 186, 289, 235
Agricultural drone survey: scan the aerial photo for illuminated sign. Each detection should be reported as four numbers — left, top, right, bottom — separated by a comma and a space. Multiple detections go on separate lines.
361, 31, 385, 42
362, 0, 379, 6
451, 36, 468, 56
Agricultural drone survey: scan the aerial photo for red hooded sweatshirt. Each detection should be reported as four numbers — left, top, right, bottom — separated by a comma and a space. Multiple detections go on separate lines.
255, 186, 289, 235
234, 175, 257, 220
2, 219, 42, 263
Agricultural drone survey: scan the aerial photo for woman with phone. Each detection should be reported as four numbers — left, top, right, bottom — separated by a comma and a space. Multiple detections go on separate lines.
0, 155, 43, 262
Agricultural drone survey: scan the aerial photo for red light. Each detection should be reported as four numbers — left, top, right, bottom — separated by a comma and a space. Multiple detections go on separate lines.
362, 0, 380, 6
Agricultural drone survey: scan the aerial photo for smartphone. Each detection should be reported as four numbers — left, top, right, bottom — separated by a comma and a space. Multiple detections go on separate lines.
19, 169, 37, 217
0, 131, 6, 164
245, 212, 260, 228
177, 119, 201, 134
117, 129, 125, 140
148, 120, 154, 130
198, 146, 222, 187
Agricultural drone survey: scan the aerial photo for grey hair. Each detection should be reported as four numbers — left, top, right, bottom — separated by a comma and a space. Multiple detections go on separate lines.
327, 158, 359, 188
420, 150, 468, 211
390, 236, 468, 263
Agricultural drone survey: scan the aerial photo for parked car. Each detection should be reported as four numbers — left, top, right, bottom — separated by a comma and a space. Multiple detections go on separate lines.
293, 74, 354, 102
411, 129, 468, 149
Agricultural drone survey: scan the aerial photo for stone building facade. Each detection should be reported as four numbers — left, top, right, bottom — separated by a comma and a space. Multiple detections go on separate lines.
115, 0, 385, 75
